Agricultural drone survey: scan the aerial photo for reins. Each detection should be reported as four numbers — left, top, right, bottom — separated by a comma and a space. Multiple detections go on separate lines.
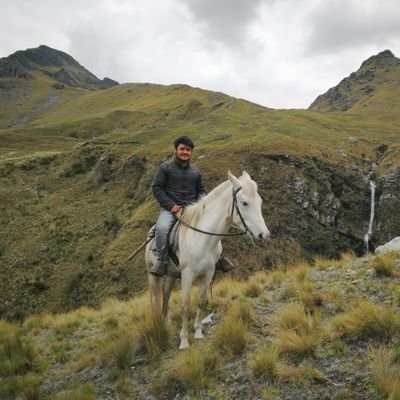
176, 187, 249, 237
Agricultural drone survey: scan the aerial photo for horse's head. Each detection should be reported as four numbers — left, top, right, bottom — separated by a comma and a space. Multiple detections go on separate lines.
228, 171, 270, 245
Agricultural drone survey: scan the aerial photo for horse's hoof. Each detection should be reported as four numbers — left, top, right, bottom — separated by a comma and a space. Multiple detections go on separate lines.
179, 340, 189, 350
194, 330, 204, 340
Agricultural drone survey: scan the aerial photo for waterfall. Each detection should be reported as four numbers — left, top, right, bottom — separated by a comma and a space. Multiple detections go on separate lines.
364, 180, 376, 253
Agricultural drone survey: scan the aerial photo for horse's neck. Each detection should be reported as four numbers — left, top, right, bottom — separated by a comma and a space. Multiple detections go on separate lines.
197, 180, 233, 234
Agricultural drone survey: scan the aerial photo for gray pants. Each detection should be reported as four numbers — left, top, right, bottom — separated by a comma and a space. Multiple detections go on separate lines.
155, 209, 177, 262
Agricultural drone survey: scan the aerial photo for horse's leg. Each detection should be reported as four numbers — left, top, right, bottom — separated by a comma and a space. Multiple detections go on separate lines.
162, 276, 177, 321
194, 269, 214, 340
179, 270, 193, 350
148, 274, 163, 318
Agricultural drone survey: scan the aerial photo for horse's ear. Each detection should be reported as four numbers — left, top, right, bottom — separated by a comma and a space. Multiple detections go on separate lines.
241, 170, 251, 180
228, 170, 242, 191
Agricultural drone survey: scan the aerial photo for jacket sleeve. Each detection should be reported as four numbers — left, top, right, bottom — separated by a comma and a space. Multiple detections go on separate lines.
151, 164, 175, 211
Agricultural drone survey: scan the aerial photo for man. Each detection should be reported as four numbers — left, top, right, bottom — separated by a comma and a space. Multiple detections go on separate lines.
149, 135, 233, 276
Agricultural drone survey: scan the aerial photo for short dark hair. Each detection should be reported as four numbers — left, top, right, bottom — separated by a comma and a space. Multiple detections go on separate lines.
174, 135, 194, 149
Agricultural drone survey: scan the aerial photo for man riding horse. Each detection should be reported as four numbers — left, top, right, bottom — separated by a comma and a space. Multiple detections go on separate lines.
149, 135, 234, 277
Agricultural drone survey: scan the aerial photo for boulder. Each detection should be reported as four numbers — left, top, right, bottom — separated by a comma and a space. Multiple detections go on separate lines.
375, 236, 400, 254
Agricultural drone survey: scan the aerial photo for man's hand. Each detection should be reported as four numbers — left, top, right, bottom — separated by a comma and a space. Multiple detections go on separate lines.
170, 204, 182, 214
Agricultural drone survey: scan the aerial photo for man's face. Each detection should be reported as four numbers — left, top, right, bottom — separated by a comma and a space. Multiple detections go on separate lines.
175, 144, 193, 162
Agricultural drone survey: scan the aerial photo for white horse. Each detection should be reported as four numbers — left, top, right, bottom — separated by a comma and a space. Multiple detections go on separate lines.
145, 171, 270, 350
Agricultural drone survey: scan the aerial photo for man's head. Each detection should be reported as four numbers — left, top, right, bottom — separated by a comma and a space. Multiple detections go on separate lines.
174, 135, 194, 162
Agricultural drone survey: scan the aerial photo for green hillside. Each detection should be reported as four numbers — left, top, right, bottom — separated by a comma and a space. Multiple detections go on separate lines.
1, 46, 400, 320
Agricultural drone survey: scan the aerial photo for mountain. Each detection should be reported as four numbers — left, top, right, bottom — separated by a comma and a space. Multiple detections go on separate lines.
0, 46, 399, 320
0, 44, 118, 90
309, 50, 400, 121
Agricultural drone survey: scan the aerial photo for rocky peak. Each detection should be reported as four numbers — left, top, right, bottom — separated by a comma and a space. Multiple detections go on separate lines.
0, 45, 118, 90
360, 49, 399, 69
8, 45, 81, 70
309, 49, 400, 112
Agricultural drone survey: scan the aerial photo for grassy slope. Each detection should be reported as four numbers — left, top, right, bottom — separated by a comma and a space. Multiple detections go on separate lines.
0, 253, 399, 399
1, 73, 400, 318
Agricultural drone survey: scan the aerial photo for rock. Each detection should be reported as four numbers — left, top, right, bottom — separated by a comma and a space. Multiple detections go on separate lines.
375, 236, 400, 254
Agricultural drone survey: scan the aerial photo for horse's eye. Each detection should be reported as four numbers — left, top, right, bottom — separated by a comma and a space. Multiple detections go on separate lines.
242, 201, 248, 206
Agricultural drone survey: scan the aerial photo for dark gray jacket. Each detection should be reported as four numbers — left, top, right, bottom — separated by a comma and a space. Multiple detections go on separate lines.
152, 158, 206, 211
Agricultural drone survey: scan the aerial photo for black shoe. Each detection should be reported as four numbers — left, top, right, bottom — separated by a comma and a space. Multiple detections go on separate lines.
215, 256, 234, 272
149, 261, 168, 276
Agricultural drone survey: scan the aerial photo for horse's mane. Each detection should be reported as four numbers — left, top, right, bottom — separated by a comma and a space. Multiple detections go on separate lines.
181, 173, 258, 227
181, 179, 232, 227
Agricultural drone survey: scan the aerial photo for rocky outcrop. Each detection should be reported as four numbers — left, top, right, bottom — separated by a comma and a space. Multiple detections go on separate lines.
0, 58, 33, 79
375, 236, 400, 254
375, 168, 400, 245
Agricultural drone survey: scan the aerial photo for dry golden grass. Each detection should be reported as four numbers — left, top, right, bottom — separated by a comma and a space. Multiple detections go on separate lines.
211, 314, 253, 357
248, 344, 279, 380
372, 252, 398, 277
271, 303, 325, 356
339, 251, 357, 266
332, 300, 400, 340
136, 314, 172, 358
53, 384, 97, 400
275, 362, 327, 383
100, 328, 138, 370
370, 346, 400, 400
166, 345, 219, 394
314, 256, 335, 270
320, 287, 346, 312
243, 278, 264, 298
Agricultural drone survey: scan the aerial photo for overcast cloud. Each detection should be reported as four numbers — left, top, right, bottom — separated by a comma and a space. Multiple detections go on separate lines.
1, 0, 400, 109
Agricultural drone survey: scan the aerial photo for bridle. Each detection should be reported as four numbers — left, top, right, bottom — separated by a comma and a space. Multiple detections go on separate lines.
176, 186, 250, 237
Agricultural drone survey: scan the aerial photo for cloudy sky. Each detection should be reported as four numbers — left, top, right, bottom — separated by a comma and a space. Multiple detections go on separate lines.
1, 0, 399, 109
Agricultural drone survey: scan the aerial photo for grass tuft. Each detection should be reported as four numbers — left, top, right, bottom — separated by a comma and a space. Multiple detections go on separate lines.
166, 345, 219, 394
372, 252, 397, 277
137, 314, 172, 358
212, 314, 252, 357
271, 303, 325, 356
370, 346, 400, 400
248, 344, 279, 380
332, 300, 400, 340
